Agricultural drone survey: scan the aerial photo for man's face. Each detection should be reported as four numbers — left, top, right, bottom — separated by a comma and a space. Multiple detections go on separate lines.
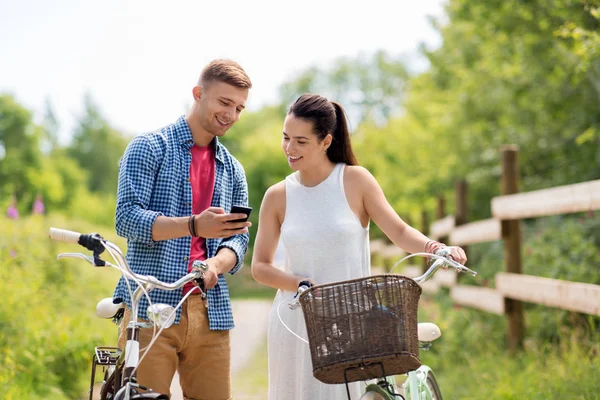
195, 81, 249, 137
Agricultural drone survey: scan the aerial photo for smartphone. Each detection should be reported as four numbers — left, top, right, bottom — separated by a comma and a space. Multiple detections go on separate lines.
229, 205, 252, 223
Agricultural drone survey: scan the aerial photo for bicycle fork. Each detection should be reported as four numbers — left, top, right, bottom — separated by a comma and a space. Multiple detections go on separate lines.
407, 370, 419, 400
403, 365, 437, 400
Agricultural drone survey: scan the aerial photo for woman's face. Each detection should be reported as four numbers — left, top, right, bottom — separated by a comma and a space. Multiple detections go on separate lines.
281, 114, 331, 171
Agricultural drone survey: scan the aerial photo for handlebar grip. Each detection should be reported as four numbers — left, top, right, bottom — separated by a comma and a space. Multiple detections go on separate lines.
49, 227, 81, 244
297, 285, 311, 295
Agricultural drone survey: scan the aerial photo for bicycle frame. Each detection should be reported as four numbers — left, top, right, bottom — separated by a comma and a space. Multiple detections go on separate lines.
50, 228, 207, 400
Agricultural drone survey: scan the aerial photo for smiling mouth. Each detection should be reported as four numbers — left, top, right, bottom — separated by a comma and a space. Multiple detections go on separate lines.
288, 155, 302, 162
216, 116, 230, 127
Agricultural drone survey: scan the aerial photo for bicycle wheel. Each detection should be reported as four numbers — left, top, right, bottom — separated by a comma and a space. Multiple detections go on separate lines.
99, 365, 119, 400
425, 372, 443, 400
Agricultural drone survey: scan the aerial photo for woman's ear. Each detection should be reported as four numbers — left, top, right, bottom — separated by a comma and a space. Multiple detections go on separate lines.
323, 133, 333, 150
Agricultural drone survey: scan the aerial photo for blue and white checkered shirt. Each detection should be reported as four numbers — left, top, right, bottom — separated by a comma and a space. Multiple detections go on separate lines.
113, 116, 249, 330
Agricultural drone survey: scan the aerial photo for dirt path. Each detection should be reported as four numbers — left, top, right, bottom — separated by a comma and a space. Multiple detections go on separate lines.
170, 299, 272, 399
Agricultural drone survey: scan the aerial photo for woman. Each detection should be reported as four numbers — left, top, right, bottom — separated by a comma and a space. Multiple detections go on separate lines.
251, 94, 467, 399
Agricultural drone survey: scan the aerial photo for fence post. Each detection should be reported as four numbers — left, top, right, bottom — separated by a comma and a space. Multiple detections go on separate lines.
421, 210, 429, 273
455, 180, 468, 279
500, 145, 525, 352
436, 196, 449, 246
436, 196, 445, 221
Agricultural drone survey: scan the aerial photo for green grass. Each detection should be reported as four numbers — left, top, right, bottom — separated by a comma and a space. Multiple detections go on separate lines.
0, 215, 123, 399
418, 294, 600, 399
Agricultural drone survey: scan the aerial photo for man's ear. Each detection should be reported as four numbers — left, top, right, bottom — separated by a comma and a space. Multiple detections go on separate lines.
192, 85, 203, 101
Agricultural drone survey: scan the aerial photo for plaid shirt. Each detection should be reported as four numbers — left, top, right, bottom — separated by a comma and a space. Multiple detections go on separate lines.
113, 116, 249, 330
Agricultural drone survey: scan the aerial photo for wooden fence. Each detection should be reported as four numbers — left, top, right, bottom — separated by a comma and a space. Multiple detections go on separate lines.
371, 144, 600, 352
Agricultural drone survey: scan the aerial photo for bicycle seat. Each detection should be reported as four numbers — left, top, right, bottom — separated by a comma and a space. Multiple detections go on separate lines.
417, 322, 441, 342
96, 297, 126, 319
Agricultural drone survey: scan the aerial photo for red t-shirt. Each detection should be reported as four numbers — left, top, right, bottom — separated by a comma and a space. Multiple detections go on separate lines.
182, 144, 216, 295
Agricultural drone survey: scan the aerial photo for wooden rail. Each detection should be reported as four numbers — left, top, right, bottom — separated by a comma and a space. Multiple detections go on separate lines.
492, 180, 600, 220
451, 285, 505, 315
430, 215, 455, 240
496, 273, 600, 316
449, 218, 501, 245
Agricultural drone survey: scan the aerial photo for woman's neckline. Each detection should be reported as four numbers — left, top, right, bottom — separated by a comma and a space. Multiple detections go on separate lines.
293, 163, 339, 189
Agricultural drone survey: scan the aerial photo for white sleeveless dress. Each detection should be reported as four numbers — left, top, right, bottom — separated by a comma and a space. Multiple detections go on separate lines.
267, 163, 371, 400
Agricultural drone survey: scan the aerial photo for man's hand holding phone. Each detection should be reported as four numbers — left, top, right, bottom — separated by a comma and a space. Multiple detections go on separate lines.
194, 206, 252, 238
229, 205, 252, 222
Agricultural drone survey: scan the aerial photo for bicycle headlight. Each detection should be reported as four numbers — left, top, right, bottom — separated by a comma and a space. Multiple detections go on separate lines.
147, 303, 176, 329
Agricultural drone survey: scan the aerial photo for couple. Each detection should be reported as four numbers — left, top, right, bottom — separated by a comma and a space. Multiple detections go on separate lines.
114, 59, 467, 400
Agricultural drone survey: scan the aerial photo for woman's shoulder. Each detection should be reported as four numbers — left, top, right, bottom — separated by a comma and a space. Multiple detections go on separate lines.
260, 181, 287, 221
267, 180, 286, 194
344, 165, 375, 183
263, 180, 286, 204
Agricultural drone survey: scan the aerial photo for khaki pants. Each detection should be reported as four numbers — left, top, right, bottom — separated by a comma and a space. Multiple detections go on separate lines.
118, 296, 231, 400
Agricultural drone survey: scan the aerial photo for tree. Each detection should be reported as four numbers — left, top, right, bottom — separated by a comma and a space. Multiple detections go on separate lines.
41, 97, 60, 153
67, 93, 128, 194
0, 94, 43, 202
278, 50, 410, 127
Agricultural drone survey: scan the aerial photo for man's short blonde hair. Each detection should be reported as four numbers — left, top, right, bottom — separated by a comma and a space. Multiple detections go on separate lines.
199, 59, 252, 89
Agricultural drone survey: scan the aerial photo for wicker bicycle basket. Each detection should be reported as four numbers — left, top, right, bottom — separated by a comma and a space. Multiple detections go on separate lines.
298, 274, 422, 384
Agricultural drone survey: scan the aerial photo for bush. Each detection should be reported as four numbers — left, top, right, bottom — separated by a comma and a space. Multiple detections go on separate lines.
0, 215, 122, 399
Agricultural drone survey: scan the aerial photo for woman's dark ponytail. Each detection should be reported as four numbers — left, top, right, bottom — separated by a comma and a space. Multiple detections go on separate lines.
329, 101, 358, 166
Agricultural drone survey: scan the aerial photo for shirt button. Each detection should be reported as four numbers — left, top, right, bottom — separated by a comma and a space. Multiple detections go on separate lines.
188, 151, 192, 155
186, 202, 191, 207
184, 256, 189, 261
187, 177, 190, 181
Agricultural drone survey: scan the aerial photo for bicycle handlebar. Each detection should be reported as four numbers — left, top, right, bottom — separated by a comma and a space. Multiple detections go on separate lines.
287, 249, 477, 309
49, 227, 207, 294
411, 248, 477, 284
288, 284, 312, 310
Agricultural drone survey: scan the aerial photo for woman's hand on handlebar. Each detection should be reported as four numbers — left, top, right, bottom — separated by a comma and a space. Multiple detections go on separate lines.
296, 277, 317, 290
427, 240, 467, 265
445, 246, 467, 265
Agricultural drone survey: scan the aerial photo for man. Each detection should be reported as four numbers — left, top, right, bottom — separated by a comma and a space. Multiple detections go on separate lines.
114, 59, 252, 399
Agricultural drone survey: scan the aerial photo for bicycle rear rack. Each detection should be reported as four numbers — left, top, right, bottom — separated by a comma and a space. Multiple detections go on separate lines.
89, 346, 121, 400
95, 346, 121, 365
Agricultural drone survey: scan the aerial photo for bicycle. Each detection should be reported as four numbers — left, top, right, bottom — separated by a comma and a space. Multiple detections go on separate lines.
282, 248, 477, 400
49, 227, 209, 400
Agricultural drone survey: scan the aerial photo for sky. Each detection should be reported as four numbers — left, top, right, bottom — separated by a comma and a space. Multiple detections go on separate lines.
0, 0, 446, 143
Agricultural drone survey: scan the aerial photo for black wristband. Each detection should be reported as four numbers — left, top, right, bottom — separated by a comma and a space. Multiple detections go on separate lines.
188, 214, 197, 238
298, 280, 313, 289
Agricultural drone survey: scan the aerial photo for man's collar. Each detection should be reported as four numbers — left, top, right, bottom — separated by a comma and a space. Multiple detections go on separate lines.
174, 115, 224, 163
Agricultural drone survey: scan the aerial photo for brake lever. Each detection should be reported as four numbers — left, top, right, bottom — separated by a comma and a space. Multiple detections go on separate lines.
443, 257, 477, 276
57, 252, 106, 267
433, 247, 477, 276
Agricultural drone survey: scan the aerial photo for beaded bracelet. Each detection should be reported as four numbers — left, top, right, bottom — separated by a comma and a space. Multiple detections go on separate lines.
425, 240, 445, 254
